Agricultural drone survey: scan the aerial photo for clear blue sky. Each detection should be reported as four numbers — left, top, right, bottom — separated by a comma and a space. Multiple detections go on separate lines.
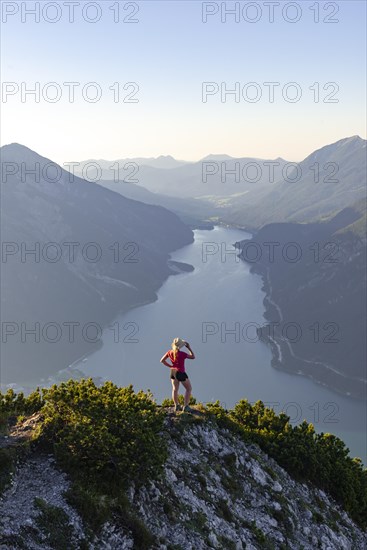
1, 0, 366, 163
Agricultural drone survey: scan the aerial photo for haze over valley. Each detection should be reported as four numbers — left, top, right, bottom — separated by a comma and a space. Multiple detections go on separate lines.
1, 136, 365, 402
1, 3, 366, 546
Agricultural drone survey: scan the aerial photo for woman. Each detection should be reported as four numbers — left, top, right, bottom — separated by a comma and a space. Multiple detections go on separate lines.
160, 337, 195, 412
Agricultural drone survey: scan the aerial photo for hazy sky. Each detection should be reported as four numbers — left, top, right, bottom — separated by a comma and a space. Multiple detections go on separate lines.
1, 0, 366, 163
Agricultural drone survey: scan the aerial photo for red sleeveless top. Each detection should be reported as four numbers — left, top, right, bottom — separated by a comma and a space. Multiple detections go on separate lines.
167, 350, 189, 372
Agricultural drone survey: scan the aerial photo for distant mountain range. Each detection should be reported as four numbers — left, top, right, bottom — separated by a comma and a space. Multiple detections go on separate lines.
71, 137, 366, 229
71, 154, 290, 201
0, 144, 193, 385
74, 154, 189, 173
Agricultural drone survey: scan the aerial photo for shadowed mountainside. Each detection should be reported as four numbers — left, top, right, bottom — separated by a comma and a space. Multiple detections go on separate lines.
0, 144, 194, 385
235, 199, 367, 397
226, 136, 366, 229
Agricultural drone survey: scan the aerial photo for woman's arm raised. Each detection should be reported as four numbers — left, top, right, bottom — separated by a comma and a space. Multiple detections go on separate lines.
185, 342, 195, 359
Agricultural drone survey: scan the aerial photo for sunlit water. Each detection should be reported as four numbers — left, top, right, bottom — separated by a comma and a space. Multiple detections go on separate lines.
76, 226, 366, 462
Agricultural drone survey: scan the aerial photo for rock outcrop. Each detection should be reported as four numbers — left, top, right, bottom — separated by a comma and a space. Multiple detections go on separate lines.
1, 413, 366, 549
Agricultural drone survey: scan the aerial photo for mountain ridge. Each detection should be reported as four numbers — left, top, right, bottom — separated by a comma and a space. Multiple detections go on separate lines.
235, 199, 367, 397
0, 382, 366, 549
225, 136, 366, 229
1, 144, 194, 385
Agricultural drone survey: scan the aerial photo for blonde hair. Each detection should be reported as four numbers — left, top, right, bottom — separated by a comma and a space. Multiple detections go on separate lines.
171, 337, 185, 362
171, 343, 179, 362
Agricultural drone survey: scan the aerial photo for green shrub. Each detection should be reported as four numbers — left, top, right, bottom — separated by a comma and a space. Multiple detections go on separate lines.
0, 443, 33, 496
208, 398, 367, 529
37, 379, 167, 490
65, 483, 113, 529
0, 447, 16, 493
216, 499, 234, 522
34, 498, 76, 550
0, 387, 44, 442
0, 388, 43, 417
32, 379, 165, 546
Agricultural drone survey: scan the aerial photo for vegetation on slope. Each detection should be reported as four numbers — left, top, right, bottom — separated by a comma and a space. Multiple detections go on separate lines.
1, 379, 366, 539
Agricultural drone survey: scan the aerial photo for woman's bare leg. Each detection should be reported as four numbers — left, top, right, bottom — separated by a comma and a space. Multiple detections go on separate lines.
171, 379, 180, 406
181, 378, 192, 407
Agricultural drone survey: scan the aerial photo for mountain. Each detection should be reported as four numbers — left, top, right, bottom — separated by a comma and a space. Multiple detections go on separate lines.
94, 179, 216, 228
200, 154, 236, 161
71, 155, 290, 201
335, 197, 367, 238
226, 136, 367, 229
73, 154, 189, 176
0, 144, 194, 385
1, 384, 366, 549
235, 199, 367, 398
117, 156, 291, 200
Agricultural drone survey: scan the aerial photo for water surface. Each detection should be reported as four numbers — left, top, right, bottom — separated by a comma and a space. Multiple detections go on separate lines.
77, 227, 366, 461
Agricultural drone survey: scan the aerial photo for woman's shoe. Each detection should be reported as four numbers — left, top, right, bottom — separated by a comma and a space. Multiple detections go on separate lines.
183, 405, 194, 413
174, 404, 182, 412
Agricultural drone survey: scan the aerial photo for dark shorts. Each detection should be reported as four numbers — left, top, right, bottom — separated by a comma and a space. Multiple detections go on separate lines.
170, 369, 188, 382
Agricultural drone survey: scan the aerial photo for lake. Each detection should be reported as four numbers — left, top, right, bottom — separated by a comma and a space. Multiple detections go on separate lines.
76, 226, 366, 462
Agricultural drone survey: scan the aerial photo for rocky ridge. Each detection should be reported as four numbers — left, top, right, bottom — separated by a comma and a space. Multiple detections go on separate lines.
0, 412, 366, 549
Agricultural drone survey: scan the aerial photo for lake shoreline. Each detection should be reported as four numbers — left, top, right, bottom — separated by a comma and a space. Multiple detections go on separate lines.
0, 254, 196, 396
4, 222, 365, 406
7, 225, 364, 461
251, 263, 366, 402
